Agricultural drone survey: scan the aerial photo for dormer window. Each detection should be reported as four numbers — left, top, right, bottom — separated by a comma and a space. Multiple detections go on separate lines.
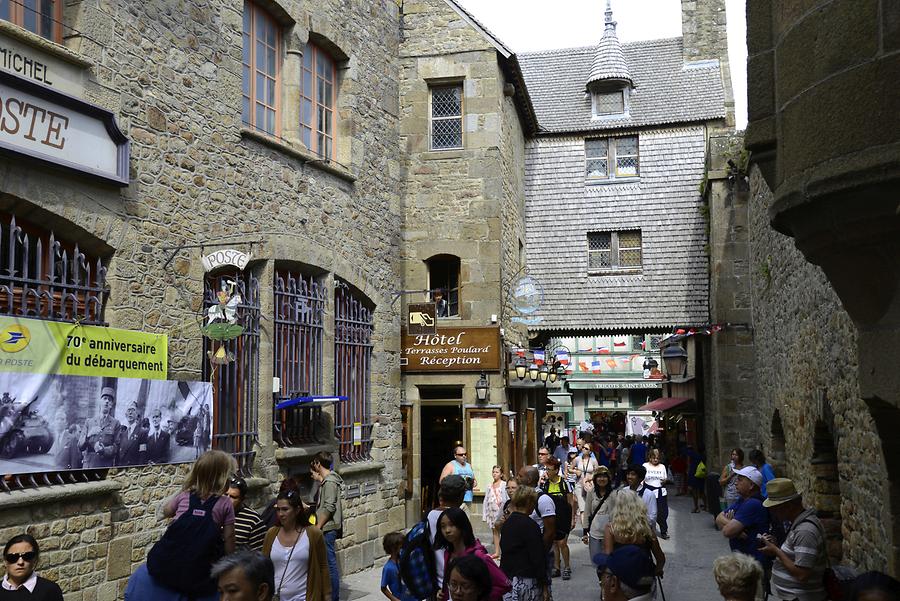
592, 89, 628, 118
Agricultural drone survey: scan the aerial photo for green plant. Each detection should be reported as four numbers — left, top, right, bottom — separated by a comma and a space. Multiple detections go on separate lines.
757, 256, 772, 291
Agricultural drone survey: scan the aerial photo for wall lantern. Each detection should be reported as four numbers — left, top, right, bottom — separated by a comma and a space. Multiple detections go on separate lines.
515, 357, 528, 380
661, 345, 688, 378
475, 372, 489, 402
528, 363, 539, 381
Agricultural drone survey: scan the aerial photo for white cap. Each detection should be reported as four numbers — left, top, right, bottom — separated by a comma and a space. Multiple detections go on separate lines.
734, 466, 763, 488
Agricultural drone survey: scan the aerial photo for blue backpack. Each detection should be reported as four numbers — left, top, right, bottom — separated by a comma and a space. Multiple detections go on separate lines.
147, 494, 224, 597
399, 519, 437, 599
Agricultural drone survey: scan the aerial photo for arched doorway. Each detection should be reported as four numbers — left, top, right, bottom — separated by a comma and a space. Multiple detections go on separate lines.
866, 398, 900, 574
811, 416, 843, 563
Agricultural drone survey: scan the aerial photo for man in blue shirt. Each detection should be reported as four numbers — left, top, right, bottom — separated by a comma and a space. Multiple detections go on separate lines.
629, 436, 647, 467
715, 466, 770, 562
749, 449, 776, 498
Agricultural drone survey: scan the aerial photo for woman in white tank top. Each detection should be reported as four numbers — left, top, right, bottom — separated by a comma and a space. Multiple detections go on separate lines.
642, 449, 670, 539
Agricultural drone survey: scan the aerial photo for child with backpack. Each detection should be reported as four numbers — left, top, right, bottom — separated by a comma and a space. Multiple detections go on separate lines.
143, 450, 237, 600
381, 532, 418, 601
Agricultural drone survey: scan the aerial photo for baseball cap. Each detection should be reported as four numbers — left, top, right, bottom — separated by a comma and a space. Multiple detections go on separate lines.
594, 545, 656, 590
734, 466, 763, 488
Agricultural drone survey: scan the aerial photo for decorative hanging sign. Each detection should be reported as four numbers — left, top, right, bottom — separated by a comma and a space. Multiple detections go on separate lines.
201, 249, 252, 272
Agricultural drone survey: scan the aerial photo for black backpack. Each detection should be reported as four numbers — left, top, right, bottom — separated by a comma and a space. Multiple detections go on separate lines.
147, 494, 224, 597
398, 517, 437, 600
541, 484, 573, 537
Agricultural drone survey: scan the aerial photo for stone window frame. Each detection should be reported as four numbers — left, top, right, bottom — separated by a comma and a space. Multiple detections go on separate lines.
300, 42, 336, 160
0, 0, 63, 44
592, 88, 629, 118
242, 1, 282, 136
428, 82, 464, 151
585, 134, 640, 181
587, 229, 642, 274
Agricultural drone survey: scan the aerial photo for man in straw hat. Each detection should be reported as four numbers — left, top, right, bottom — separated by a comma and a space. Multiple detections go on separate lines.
758, 478, 828, 601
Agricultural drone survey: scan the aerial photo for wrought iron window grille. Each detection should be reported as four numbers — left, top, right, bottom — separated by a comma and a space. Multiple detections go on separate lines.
334, 280, 374, 462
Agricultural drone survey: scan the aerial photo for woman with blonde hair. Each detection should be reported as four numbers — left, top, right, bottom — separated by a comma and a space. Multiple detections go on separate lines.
603, 488, 665, 577
712, 552, 763, 601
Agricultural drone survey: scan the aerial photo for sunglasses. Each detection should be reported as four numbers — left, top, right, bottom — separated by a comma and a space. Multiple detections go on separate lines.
228, 477, 246, 488
5, 551, 36, 564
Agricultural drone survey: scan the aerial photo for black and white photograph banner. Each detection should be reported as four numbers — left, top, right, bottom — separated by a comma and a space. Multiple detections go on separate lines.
0, 372, 213, 474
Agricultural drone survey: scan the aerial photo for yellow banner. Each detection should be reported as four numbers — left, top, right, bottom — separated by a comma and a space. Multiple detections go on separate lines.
0, 316, 167, 379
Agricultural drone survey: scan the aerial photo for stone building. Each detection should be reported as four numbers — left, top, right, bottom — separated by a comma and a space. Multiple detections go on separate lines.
0, 0, 405, 597
397, 0, 535, 517
741, 0, 900, 574
518, 0, 732, 441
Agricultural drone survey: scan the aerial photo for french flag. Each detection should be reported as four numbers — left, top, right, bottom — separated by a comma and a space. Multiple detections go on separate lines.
597, 346, 610, 354
516, 348, 526, 358
533, 349, 545, 365
591, 357, 602, 374
556, 350, 570, 365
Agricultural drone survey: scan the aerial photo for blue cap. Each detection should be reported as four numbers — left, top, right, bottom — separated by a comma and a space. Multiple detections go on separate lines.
593, 545, 656, 590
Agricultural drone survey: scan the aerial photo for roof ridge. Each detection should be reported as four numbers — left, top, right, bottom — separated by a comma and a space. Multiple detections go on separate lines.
520, 45, 598, 58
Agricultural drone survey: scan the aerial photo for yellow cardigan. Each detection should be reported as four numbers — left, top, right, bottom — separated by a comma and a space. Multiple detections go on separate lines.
263, 524, 331, 601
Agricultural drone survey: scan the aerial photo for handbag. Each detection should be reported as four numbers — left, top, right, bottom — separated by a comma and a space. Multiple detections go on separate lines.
694, 461, 707, 479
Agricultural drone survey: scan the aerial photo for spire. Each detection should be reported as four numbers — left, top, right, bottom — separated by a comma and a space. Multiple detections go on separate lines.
586, 0, 633, 91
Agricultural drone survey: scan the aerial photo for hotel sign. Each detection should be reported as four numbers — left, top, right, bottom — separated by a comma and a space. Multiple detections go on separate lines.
0, 70, 129, 185
401, 326, 501, 372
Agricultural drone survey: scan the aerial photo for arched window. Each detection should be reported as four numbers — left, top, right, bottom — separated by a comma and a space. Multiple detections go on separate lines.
300, 42, 336, 159
242, 1, 281, 135
0, 0, 62, 43
426, 255, 460, 317
334, 280, 373, 462
202, 270, 260, 475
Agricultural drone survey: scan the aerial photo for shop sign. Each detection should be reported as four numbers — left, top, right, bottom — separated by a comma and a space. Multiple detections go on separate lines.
0, 33, 89, 96
201, 248, 252, 272
401, 326, 501, 372
406, 303, 436, 335
0, 70, 129, 185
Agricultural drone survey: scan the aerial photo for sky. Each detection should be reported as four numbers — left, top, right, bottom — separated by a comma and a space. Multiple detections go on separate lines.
454, 0, 748, 129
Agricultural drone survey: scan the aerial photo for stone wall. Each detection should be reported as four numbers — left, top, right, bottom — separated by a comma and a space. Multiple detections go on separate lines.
0, 0, 405, 597
680, 0, 734, 127
748, 165, 892, 571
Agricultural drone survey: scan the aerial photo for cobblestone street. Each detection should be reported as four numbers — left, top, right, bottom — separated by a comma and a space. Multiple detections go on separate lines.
341, 493, 728, 601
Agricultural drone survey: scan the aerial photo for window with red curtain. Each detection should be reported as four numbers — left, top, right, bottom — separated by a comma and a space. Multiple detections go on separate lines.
242, 1, 281, 135
300, 42, 335, 159
0, 0, 62, 43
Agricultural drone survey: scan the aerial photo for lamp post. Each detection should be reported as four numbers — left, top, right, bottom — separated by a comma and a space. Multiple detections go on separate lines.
475, 372, 489, 402
661, 345, 688, 379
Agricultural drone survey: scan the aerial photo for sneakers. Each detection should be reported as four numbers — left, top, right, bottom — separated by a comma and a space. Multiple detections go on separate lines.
552, 568, 561, 578
562, 567, 571, 580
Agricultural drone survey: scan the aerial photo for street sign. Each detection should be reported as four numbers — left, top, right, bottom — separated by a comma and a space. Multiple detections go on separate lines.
407, 303, 436, 334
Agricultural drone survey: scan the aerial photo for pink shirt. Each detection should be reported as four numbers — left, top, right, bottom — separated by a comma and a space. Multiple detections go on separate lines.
170, 491, 235, 526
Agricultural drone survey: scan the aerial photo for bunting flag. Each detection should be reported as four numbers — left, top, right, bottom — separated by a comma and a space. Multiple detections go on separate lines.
516, 348, 526, 358
533, 349, 545, 365
578, 339, 593, 352
590, 357, 602, 374
613, 340, 627, 348
597, 345, 610, 353
605, 358, 618, 369
579, 358, 591, 372
556, 350, 570, 365
640, 340, 647, 350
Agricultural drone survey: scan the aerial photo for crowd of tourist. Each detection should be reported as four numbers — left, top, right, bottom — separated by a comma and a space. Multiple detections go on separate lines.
2, 441, 900, 601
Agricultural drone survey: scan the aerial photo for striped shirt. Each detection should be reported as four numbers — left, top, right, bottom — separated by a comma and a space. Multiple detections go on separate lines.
234, 505, 266, 550
771, 508, 827, 601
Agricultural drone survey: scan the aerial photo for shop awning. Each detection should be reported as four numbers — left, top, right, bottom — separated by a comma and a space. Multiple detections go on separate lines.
638, 397, 693, 412
566, 380, 663, 390
547, 393, 572, 408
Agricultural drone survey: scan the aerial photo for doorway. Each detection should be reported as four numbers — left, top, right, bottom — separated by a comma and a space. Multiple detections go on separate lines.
421, 404, 463, 510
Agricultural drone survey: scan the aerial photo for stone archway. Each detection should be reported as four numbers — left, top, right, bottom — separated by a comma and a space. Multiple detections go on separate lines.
866, 398, 900, 574
811, 416, 843, 563
769, 410, 787, 476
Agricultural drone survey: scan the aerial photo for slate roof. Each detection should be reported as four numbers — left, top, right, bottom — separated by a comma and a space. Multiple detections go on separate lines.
523, 127, 711, 331
519, 37, 726, 133
586, 4, 632, 89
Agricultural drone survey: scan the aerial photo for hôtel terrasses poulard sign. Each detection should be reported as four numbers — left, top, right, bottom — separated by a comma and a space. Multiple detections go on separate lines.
401, 327, 501, 372
0, 34, 128, 185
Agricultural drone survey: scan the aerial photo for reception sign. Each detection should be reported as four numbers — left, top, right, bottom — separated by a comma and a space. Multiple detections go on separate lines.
401, 326, 501, 372
0, 316, 167, 379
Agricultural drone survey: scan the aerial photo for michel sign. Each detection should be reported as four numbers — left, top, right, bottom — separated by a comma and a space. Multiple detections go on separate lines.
401, 326, 501, 372
0, 70, 129, 185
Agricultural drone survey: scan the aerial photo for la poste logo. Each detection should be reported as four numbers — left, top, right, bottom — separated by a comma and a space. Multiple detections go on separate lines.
0, 324, 30, 353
